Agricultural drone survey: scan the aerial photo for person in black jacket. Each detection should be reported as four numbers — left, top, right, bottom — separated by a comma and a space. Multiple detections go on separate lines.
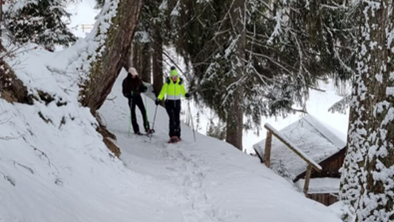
122, 67, 152, 135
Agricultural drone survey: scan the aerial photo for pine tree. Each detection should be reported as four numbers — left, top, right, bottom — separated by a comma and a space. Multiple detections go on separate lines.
175, 0, 355, 150
95, 0, 105, 9
5, 0, 76, 50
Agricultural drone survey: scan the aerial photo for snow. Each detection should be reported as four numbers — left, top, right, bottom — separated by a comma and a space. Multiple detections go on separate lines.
329, 201, 355, 222
0, 46, 343, 222
295, 178, 340, 194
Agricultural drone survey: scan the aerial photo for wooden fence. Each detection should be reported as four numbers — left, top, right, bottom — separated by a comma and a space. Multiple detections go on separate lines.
81, 24, 94, 32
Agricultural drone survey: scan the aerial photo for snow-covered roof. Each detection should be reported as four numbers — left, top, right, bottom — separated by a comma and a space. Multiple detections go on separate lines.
253, 114, 346, 180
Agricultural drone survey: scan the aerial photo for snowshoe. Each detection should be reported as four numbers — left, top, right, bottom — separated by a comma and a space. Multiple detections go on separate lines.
168, 136, 180, 143
146, 129, 155, 135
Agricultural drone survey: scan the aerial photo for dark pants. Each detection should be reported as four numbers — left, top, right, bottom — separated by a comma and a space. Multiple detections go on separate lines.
128, 96, 149, 133
165, 100, 181, 138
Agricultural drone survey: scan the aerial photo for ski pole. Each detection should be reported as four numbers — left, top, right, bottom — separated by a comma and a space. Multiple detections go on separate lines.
144, 93, 149, 130
187, 100, 196, 142
150, 105, 158, 141
128, 99, 132, 137
128, 115, 131, 137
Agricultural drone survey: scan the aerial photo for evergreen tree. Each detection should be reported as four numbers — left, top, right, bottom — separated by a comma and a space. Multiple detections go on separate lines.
134, 0, 168, 94
95, 0, 105, 9
175, 0, 355, 150
5, 0, 76, 50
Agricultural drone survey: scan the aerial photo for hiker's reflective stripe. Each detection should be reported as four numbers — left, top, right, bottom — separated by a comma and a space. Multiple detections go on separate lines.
167, 95, 182, 100
157, 78, 186, 100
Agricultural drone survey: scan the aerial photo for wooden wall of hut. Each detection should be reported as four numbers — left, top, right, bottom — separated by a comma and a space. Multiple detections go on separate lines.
307, 193, 339, 206
294, 148, 346, 181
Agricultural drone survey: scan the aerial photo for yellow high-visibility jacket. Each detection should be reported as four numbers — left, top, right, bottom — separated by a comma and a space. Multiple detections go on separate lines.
158, 77, 186, 100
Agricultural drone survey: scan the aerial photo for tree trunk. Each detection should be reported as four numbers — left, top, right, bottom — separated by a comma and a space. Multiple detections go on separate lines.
133, 42, 151, 83
226, 99, 244, 150
340, 1, 394, 221
225, 0, 245, 151
124, 43, 133, 71
132, 42, 141, 72
339, 102, 360, 207
80, 0, 144, 113
152, 35, 163, 97
0, 1, 31, 104
0, 61, 31, 104
0, 0, 2, 38
140, 42, 151, 83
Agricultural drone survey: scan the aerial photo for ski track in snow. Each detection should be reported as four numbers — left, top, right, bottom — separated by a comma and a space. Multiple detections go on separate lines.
100, 72, 233, 221
160, 142, 223, 222
122, 131, 233, 222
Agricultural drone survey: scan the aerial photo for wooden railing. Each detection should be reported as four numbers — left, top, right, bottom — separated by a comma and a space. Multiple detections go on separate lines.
81, 24, 94, 32
263, 123, 322, 195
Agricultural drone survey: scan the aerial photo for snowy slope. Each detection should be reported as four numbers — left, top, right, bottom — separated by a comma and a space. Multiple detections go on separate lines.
0, 42, 342, 221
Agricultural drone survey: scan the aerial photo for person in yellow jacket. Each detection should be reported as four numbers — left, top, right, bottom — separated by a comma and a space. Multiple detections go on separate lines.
155, 67, 190, 143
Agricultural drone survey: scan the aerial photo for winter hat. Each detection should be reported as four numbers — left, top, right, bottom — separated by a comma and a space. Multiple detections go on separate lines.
128, 67, 138, 75
170, 66, 178, 77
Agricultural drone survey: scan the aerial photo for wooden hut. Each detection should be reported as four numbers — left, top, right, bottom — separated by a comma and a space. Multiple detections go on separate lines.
253, 114, 346, 206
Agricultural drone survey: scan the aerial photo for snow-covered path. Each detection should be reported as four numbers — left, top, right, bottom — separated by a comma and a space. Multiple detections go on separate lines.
99, 70, 342, 222
102, 95, 233, 221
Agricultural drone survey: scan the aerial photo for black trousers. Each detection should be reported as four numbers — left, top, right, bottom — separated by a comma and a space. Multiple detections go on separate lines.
165, 100, 181, 138
128, 96, 149, 133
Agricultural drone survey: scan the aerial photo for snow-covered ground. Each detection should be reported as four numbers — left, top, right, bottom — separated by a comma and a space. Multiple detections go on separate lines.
0, 52, 343, 221
0, 2, 350, 221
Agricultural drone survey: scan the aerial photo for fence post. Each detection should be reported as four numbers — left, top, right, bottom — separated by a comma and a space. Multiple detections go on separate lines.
303, 165, 313, 195
264, 131, 272, 168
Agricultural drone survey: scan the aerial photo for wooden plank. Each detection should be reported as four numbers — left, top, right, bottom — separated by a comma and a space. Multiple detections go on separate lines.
303, 165, 312, 195
264, 131, 272, 168
264, 124, 322, 172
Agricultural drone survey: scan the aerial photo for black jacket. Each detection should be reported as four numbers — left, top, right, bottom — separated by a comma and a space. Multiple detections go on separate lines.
122, 73, 147, 99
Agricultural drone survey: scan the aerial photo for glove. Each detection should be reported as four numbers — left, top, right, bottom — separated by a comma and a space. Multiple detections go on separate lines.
139, 85, 147, 93
123, 92, 131, 98
185, 93, 190, 99
155, 99, 160, 105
